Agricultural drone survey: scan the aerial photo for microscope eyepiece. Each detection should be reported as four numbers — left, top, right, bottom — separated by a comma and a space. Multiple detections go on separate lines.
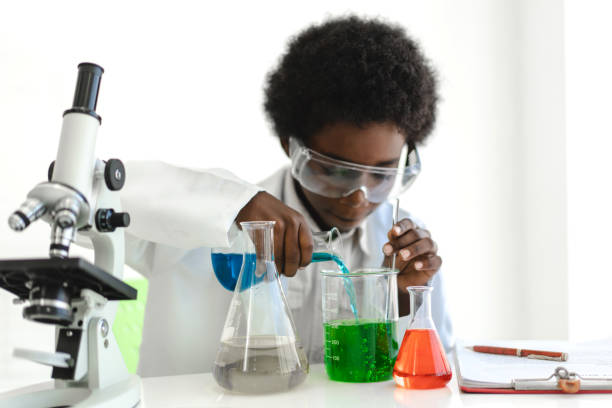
63, 62, 104, 122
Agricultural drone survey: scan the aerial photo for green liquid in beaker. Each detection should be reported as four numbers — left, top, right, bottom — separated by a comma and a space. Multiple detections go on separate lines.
324, 319, 399, 382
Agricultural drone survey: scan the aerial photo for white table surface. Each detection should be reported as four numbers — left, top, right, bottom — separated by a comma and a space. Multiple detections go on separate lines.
139, 364, 611, 408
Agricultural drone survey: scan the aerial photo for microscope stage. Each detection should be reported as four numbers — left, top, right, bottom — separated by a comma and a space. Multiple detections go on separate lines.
0, 257, 137, 300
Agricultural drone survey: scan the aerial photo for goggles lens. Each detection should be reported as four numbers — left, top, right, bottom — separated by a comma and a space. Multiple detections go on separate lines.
289, 137, 420, 203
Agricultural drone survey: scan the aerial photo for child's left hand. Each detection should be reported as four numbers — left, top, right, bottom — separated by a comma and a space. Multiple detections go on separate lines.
382, 218, 442, 293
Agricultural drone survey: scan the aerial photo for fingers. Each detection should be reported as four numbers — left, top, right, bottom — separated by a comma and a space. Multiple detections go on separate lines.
397, 237, 437, 262
397, 254, 442, 292
273, 219, 286, 276
272, 212, 311, 277
297, 223, 314, 268
381, 217, 442, 292
231, 190, 313, 277
383, 228, 431, 254
387, 218, 416, 240
412, 253, 442, 273
383, 226, 435, 266
383, 235, 439, 279
283, 220, 301, 277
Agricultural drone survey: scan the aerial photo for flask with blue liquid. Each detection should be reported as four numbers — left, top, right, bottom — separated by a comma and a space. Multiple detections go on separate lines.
210, 223, 260, 291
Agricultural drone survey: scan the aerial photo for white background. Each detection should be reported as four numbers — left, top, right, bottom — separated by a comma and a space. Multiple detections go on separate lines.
0, 0, 610, 389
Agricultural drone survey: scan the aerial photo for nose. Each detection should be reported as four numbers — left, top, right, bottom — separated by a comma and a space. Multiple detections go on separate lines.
340, 187, 368, 208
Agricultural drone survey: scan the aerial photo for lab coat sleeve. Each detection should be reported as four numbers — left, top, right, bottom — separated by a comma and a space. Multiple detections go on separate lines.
120, 161, 263, 250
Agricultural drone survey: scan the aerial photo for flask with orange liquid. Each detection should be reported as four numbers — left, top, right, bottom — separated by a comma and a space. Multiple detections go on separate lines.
393, 286, 452, 389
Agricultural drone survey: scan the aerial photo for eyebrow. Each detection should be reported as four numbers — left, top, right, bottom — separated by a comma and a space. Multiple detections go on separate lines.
321, 151, 400, 167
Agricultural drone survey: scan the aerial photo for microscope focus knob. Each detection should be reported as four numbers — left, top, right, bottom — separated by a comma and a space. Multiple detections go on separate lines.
95, 209, 130, 232
104, 159, 126, 191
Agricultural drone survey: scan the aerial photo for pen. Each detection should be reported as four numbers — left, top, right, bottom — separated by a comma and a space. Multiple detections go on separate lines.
469, 345, 568, 361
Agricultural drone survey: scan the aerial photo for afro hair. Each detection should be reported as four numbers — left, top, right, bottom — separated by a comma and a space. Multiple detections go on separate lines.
264, 16, 439, 145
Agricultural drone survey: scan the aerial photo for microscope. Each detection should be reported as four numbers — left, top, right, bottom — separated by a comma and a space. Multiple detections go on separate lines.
0, 63, 141, 407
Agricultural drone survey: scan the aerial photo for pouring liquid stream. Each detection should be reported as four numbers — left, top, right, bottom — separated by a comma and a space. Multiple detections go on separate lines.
312, 252, 359, 321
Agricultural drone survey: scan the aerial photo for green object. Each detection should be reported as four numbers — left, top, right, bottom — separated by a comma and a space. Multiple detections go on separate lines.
324, 319, 398, 382
113, 278, 148, 374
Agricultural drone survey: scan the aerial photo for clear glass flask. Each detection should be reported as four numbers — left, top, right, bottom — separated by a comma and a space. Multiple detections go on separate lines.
213, 221, 309, 393
321, 268, 399, 382
393, 286, 452, 389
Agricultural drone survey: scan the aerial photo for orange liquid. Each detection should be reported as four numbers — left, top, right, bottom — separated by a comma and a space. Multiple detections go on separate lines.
393, 329, 452, 389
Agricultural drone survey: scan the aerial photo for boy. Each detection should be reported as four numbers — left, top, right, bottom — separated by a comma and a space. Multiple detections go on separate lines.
122, 16, 452, 376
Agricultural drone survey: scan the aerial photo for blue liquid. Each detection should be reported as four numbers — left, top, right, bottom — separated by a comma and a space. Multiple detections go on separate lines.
211, 253, 259, 291
312, 252, 359, 321
312, 252, 350, 274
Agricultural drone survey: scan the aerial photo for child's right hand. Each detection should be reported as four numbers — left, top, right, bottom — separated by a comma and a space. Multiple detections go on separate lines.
235, 191, 314, 277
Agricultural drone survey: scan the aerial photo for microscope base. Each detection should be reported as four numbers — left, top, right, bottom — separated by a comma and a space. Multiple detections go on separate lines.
0, 375, 141, 408
0, 290, 142, 408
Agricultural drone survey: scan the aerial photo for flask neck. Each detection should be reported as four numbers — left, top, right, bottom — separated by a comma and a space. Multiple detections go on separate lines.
240, 221, 275, 262
312, 227, 343, 256
407, 286, 435, 329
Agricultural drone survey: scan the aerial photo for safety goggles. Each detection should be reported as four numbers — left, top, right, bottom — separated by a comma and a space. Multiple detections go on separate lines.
289, 137, 420, 203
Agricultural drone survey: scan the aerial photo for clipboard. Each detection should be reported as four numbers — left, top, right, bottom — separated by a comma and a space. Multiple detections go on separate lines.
455, 339, 612, 394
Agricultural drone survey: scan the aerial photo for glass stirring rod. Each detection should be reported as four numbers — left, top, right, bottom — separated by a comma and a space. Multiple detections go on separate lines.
391, 198, 400, 270
385, 197, 400, 320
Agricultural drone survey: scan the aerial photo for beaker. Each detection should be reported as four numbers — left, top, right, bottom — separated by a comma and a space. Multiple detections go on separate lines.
213, 221, 309, 393
311, 228, 346, 270
321, 268, 399, 382
393, 286, 451, 389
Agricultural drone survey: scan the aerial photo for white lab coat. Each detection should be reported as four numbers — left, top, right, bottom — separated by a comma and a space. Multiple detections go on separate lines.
120, 161, 453, 377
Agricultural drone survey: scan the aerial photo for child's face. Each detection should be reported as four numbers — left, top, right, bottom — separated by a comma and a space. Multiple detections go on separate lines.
299, 121, 406, 232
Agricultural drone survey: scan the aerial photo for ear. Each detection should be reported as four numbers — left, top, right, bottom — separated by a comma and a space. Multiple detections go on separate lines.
280, 136, 290, 157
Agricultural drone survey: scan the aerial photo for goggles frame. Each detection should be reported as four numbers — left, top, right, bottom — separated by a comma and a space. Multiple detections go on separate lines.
288, 137, 421, 203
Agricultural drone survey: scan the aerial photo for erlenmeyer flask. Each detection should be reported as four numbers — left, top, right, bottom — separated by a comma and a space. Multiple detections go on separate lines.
393, 286, 451, 389
213, 221, 309, 393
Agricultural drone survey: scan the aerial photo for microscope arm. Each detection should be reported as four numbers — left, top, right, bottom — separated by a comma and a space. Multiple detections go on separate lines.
81, 159, 127, 281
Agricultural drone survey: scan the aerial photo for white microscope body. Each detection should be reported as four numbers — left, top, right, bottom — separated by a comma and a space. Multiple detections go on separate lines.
0, 63, 141, 407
